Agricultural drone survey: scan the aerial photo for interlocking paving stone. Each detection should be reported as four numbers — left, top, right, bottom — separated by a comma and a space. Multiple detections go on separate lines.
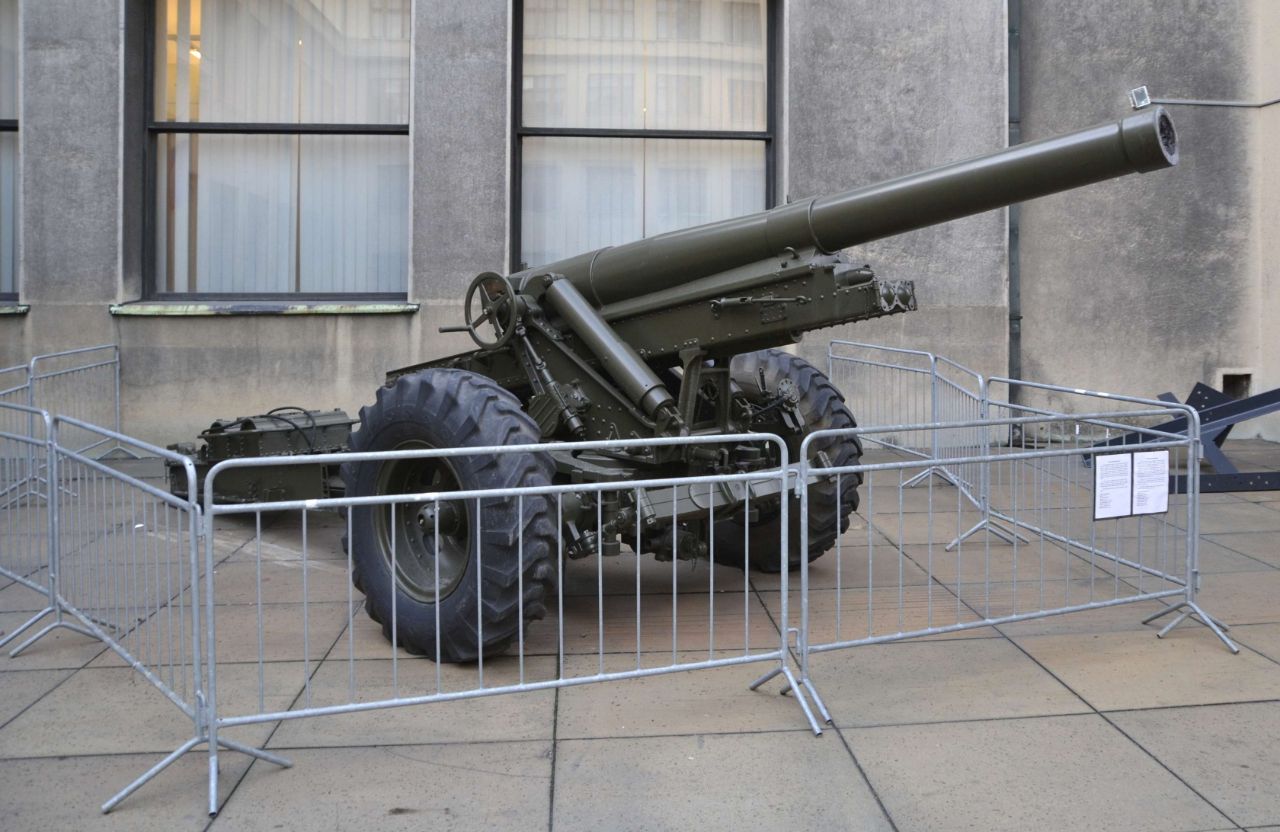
1231, 623, 1280, 665
555, 654, 812, 739
1011, 629, 1280, 711
1194, 570, 1280, 625
804, 638, 1088, 728
849, 714, 1228, 832
1110, 701, 1280, 828
266, 656, 556, 748
552, 731, 893, 831
1203, 532, 1280, 568
0, 667, 73, 726
0, 664, 297, 757
0, 751, 253, 830
211, 742, 552, 831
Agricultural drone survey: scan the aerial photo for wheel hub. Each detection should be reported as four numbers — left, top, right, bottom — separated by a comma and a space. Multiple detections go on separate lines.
416, 501, 463, 538
373, 448, 470, 604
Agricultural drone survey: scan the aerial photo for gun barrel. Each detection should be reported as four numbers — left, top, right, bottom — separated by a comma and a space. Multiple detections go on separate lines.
525, 107, 1177, 307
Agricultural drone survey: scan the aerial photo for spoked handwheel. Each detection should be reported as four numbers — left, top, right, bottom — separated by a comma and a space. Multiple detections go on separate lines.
462, 272, 519, 350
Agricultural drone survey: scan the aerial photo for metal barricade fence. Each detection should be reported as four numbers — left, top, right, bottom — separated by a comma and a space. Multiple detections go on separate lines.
979, 378, 1230, 643
0, 340, 1244, 817
827, 341, 937, 459
0, 346, 126, 507
28, 345, 124, 456
793, 406, 1235, 722
826, 340, 986, 501
0, 362, 28, 408
166, 433, 808, 816
0, 403, 55, 613
46, 416, 219, 813
0, 404, 210, 812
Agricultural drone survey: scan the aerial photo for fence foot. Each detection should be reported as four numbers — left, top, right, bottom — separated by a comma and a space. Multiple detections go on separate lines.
1141, 603, 1181, 625
8, 618, 100, 657
1144, 600, 1239, 653
748, 665, 782, 691
103, 443, 144, 460
944, 517, 1029, 552
0, 487, 46, 511
779, 666, 823, 735
101, 733, 291, 815
0, 605, 54, 650
1143, 601, 1229, 631
749, 664, 824, 735
216, 735, 293, 768
1156, 610, 1191, 637
801, 676, 833, 725
102, 736, 204, 814
0, 474, 73, 509
902, 466, 958, 490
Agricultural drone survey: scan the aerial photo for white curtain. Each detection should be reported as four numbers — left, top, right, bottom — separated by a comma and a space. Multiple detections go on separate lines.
522, 137, 763, 268
521, 0, 768, 267
154, 0, 410, 294
1, 0, 17, 294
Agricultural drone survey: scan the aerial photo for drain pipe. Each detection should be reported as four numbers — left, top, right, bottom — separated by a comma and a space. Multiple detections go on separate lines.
1007, 0, 1023, 400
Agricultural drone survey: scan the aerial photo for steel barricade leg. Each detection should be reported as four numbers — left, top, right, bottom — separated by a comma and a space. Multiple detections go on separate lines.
106, 347, 140, 459
747, 462, 824, 735
102, 503, 290, 816
903, 353, 958, 490
1138, 426, 1237, 652
797, 468, 832, 726
8, 415, 99, 657
944, 377, 1030, 551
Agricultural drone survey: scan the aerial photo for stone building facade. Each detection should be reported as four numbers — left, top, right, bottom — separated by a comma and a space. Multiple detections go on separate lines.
0, 1, 1275, 442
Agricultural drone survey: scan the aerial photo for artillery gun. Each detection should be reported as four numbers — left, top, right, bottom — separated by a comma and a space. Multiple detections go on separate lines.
343, 108, 1180, 661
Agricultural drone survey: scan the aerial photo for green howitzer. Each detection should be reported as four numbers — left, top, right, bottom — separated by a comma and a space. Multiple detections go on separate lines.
343, 108, 1179, 661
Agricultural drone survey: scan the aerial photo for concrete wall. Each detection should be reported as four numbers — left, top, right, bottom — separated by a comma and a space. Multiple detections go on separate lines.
4, 0, 122, 369
1, 0, 1275, 444
2, 0, 507, 444
785, 0, 1009, 380
1017, 0, 1263, 429
1254, 0, 1280, 437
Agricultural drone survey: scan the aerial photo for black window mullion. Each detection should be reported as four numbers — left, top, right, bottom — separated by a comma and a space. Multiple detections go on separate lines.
517, 126, 768, 141
142, 0, 411, 300
150, 122, 409, 136
0, 117, 15, 297
509, 3, 525, 273
511, 0, 777, 271
141, 0, 155, 298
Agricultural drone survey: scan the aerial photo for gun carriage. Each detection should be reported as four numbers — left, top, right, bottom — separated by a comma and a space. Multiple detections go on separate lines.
334, 108, 1180, 661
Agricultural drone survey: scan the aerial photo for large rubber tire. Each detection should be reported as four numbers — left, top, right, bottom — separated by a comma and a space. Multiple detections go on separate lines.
341, 369, 556, 663
713, 349, 862, 573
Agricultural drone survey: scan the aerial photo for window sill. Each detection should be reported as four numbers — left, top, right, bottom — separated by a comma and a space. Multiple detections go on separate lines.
0, 304, 30, 315
109, 301, 419, 317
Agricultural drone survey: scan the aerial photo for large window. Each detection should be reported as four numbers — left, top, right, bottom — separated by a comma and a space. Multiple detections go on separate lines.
0, 0, 17, 297
515, 0, 773, 269
150, 0, 410, 296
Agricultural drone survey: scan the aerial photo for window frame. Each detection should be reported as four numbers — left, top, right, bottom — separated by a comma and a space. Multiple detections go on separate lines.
510, 0, 779, 272
0, 116, 15, 301
1, 0, 17, 301
141, 0, 412, 301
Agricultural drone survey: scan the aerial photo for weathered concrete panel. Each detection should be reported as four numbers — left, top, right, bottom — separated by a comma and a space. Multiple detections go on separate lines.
1019, 0, 1255, 417
411, 0, 510, 303
3, 0, 1274, 450
1253, 0, 1280, 438
787, 0, 1009, 381
108, 306, 488, 444
20, 0, 122, 305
